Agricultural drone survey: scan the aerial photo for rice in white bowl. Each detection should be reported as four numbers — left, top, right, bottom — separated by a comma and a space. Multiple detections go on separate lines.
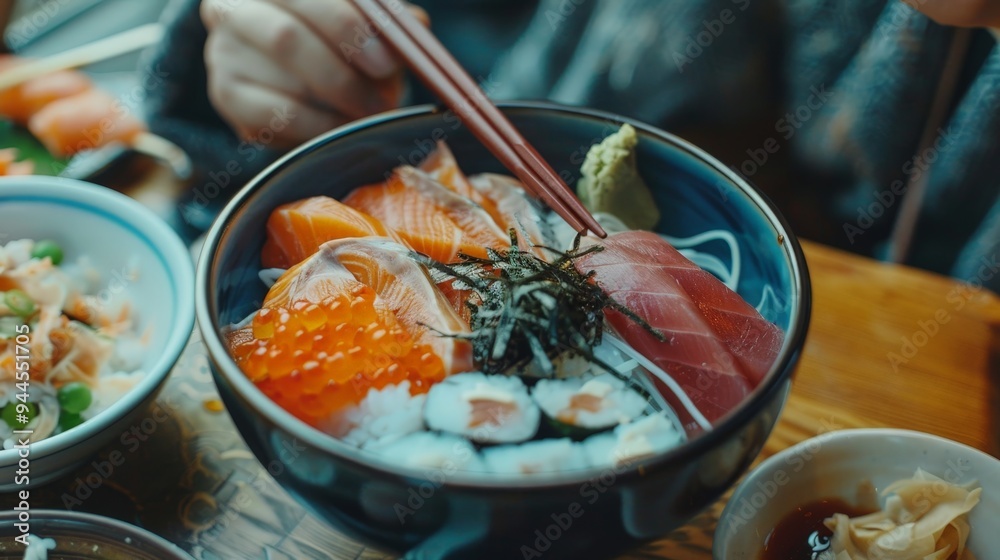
0, 239, 146, 447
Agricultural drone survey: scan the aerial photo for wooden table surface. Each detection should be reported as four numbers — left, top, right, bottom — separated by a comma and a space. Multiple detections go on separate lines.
6, 222, 999, 558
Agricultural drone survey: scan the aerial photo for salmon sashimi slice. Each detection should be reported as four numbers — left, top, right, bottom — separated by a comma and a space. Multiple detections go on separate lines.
233, 238, 472, 425
0, 67, 92, 125
28, 89, 146, 157
343, 166, 508, 263
263, 249, 363, 309
266, 237, 472, 375
321, 238, 473, 373
576, 233, 775, 424
469, 173, 550, 256
420, 141, 505, 226
260, 196, 400, 269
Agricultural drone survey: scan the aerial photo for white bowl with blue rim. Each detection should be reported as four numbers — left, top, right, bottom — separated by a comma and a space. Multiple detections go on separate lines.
0, 176, 194, 489
714, 428, 1000, 559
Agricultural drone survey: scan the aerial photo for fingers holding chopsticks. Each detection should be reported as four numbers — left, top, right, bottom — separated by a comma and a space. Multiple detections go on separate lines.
201, 0, 426, 147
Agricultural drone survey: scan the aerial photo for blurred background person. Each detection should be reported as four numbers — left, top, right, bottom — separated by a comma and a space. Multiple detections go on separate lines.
2, 0, 997, 292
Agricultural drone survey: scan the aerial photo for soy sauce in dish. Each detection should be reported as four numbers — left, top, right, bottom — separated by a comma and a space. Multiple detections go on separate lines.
761, 498, 874, 560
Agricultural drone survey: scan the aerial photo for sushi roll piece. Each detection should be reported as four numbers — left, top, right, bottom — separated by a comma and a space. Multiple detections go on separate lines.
532, 373, 648, 438
482, 438, 589, 475
583, 413, 683, 469
366, 432, 485, 472
28, 89, 146, 157
326, 381, 427, 447
424, 372, 540, 444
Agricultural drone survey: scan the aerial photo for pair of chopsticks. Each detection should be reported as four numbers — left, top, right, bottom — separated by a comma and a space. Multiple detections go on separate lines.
0, 23, 191, 178
0, 23, 164, 91
346, 0, 606, 238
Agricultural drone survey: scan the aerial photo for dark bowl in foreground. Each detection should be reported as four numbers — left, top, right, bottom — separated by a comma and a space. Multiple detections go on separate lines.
195, 103, 811, 559
0, 509, 193, 559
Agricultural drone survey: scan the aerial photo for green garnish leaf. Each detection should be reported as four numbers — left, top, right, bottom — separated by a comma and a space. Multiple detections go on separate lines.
4, 289, 36, 318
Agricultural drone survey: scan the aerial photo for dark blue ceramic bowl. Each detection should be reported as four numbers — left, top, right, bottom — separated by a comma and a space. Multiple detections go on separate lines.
195, 102, 810, 559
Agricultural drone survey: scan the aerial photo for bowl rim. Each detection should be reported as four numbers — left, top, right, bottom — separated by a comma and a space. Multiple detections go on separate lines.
0, 176, 195, 464
714, 428, 1000, 555
196, 101, 812, 489
0, 508, 194, 558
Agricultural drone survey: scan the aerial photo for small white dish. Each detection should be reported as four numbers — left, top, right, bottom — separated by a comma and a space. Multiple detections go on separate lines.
714, 428, 1000, 559
0, 176, 194, 489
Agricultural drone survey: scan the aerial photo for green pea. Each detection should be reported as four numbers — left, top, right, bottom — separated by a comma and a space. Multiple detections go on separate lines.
30, 240, 63, 265
4, 290, 35, 318
58, 412, 83, 432
1, 402, 37, 428
57, 382, 93, 414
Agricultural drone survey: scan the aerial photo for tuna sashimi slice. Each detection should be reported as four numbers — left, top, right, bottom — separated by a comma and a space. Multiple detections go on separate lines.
577, 232, 784, 423
260, 196, 400, 269
266, 237, 473, 375
585, 231, 783, 384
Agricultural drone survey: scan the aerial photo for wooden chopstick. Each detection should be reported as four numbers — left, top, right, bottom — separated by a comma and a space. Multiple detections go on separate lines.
370, 0, 605, 238
350, 0, 606, 238
0, 23, 165, 91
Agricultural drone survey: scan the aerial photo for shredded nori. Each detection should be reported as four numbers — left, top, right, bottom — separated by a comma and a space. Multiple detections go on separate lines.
414, 231, 664, 379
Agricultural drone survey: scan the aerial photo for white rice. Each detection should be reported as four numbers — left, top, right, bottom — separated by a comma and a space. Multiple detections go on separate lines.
483, 438, 589, 475
532, 373, 648, 430
0, 239, 146, 447
327, 381, 427, 447
583, 413, 684, 469
365, 431, 485, 472
424, 372, 540, 444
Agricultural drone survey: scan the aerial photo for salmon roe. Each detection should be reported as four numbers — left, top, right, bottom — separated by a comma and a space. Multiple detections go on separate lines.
229, 285, 445, 425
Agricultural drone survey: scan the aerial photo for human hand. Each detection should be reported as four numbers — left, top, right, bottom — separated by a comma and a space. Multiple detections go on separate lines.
201, 0, 427, 149
907, 0, 1000, 29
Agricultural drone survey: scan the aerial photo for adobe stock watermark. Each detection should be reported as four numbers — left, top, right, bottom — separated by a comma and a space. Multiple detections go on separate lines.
672, 0, 751, 73
520, 453, 637, 559
730, 84, 834, 180
876, 0, 934, 39
723, 416, 844, 538
179, 105, 296, 223
544, 0, 586, 30
198, 437, 305, 546
5, 0, 72, 51
80, 264, 137, 317
842, 125, 957, 245
379, 73, 501, 182
393, 409, 507, 524
55, 64, 171, 176
200, 0, 249, 26
338, 0, 408, 63
60, 393, 182, 509
887, 250, 999, 373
